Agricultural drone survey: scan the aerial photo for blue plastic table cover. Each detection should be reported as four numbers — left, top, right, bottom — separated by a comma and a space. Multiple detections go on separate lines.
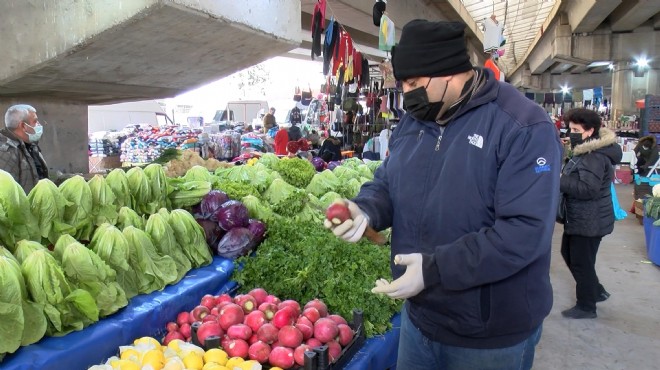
1, 257, 236, 370
343, 313, 401, 370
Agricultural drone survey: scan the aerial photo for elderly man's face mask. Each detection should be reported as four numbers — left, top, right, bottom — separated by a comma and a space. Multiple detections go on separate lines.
403, 78, 448, 122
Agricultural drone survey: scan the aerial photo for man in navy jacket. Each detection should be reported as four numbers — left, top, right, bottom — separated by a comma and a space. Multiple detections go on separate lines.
325, 20, 562, 369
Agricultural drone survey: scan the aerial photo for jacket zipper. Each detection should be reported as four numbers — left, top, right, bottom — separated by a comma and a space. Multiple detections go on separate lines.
435, 126, 445, 151
417, 129, 424, 142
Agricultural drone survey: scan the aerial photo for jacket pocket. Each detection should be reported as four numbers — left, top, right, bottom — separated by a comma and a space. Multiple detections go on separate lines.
411, 285, 487, 336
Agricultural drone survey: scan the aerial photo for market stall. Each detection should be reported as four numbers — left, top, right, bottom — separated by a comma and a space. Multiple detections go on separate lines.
0, 258, 236, 370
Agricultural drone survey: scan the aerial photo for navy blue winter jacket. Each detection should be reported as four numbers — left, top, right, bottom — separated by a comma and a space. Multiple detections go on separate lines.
354, 69, 563, 349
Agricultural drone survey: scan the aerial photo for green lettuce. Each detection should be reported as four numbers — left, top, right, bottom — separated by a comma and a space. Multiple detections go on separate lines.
27, 179, 75, 246
274, 157, 316, 188
183, 165, 213, 182
105, 169, 131, 209
263, 178, 308, 217
0, 169, 40, 252
88, 175, 119, 227
53, 235, 127, 317
168, 180, 212, 209
319, 192, 343, 209
117, 207, 145, 230
306, 170, 340, 197
122, 227, 178, 294
215, 164, 274, 194
126, 167, 151, 214
13, 240, 47, 264
0, 256, 47, 358
169, 210, 213, 268
145, 213, 192, 283
256, 153, 280, 170
21, 249, 99, 336
242, 195, 278, 223
332, 166, 360, 182
89, 224, 139, 299
144, 164, 171, 214
59, 176, 94, 242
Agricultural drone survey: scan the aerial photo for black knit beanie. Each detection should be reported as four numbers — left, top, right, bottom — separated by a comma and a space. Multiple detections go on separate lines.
392, 20, 473, 81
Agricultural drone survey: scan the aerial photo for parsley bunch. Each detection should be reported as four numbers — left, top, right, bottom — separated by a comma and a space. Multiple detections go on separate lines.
234, 219, 401, 337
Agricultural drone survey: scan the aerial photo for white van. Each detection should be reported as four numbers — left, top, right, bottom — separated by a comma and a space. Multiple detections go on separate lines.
88, 100, 174, 133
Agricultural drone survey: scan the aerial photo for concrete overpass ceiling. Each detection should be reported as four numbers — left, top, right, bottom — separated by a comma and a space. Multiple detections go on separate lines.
608, 0, 660, 32
460, 0, 558, 74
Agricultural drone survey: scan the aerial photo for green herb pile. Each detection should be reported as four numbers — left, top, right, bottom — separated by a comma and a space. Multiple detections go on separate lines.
234, 219, 401, 338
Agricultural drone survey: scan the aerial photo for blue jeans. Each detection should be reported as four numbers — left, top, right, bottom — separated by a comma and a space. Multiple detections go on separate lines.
397, 305, 543, 370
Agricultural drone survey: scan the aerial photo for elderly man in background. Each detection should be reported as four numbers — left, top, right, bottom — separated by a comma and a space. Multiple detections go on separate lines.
0, 104, 48, 191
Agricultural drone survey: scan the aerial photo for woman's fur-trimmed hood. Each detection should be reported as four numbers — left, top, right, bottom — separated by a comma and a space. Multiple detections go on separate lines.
572, 127, 622, 164
572, 127, 616, 155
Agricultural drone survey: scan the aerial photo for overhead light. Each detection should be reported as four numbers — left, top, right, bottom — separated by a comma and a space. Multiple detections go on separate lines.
561, 86, 570, 94
636, 57, 649, 68
587, 61, 613, 68
608, 64, 614, 70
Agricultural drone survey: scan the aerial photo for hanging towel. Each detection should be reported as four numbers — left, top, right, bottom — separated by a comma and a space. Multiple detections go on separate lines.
483, 17, 503, 52
379, 14, 395, 51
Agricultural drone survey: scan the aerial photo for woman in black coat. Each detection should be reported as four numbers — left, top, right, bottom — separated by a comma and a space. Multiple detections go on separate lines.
560, 108, 622, 319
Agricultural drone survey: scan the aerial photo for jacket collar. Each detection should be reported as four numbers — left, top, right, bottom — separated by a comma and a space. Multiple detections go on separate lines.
0, 128, 24, 148
572, 127, 617, 156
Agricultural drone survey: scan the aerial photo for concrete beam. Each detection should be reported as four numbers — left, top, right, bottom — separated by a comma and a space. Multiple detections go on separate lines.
611, 29, 660, 62
654, 14, 660, 29
0, 0, 301, 104
610, 0, 660, 32
566, 0, 622, 33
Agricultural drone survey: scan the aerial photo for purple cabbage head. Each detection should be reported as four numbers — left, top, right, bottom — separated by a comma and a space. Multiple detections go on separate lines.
328, 161, 341, 171
247, 219, 267, 246
310, 157, 326, 172
213, 200, 249, 231
215, 227, 254, 259
196, 218, 224, 247
200, 190, 230, 218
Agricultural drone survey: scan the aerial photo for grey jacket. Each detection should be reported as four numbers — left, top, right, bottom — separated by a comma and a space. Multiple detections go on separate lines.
0, 128, 48, 192
560, 127, 622, 237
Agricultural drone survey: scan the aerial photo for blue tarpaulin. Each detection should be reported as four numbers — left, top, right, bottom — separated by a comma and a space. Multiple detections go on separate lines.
1, 257, 236, 370
343, 314, 401, 370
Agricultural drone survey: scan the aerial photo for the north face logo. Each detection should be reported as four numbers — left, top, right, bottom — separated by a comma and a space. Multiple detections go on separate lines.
468, 134, 483, 149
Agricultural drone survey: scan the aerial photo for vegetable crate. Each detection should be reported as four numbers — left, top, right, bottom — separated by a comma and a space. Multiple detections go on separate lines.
642, 216, 660, 266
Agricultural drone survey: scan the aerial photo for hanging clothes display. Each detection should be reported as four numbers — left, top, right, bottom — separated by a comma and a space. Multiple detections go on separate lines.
483, 16, 503, 52
332, 30, 353, 75
379, 60, 396, 89
311, 2, 325, 60
289, 107, 302, 124
484, 58, 501, 81
572, 90, 583, 104
379, 14, 395, 51
360, 58, 370, 87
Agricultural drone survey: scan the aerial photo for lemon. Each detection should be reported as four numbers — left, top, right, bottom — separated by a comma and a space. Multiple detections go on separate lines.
224, 357, 245, 368
142, 349, 165, 370
182, 352, 204, 370
269, 367, 284, 370
203, 349, 229, 366
167, 339, 185, 352
134, 336, 161, 348
202, 362, 223, 370
120, 348, 141, 362
115, 359, 141, 370
162, 358, 185, 370
237, 360, 262, 370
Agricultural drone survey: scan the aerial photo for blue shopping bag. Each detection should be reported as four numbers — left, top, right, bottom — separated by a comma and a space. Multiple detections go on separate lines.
611, 182, 627, 221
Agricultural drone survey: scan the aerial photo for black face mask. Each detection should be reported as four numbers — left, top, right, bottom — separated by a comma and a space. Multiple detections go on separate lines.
569, 132, 584, 148
403, 79, 448, 122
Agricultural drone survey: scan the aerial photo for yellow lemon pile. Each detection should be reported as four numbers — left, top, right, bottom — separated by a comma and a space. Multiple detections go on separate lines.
87, 337, 266, 370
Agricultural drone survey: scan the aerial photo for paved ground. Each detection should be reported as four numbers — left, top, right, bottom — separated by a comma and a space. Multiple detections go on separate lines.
535, 183, 660, 369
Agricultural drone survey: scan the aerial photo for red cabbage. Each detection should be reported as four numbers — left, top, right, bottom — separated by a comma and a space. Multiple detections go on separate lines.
196, 218, 224, 246
213, 200, 249, 231
247, 219, 266, 246
328, 161, 341, 171
310, 157, 326, 172
215, 227, 254, 259
200, 190, 230, 218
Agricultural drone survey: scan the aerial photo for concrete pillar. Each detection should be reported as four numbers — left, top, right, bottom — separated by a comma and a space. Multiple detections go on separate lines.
611, 63, 659, 117
0, 98, 88, 174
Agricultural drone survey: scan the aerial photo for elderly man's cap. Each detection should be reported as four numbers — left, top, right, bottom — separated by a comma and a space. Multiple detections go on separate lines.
392, 19, 473, 81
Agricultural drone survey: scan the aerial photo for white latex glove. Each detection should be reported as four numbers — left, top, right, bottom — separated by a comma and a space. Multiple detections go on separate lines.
371, 254, 424, 299
323, 200, 368, 243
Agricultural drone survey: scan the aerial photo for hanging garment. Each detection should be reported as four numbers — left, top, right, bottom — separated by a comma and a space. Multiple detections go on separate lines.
361, 58, 370, 88
345, 54, 354, 83
311, 7, 324, 60
353, 51, 362, 86
379, 14, 395, 51
289, 107, 302, 124
484, 58, 501, 81
373, 0, 386, 27
379, 60, 396, 89
333, 30, 353, 75
483, 17, 503, 52
583, 89, 594, 103
323, 20, 339, 75
379, 128, 392, 159
572, 90, 583, 103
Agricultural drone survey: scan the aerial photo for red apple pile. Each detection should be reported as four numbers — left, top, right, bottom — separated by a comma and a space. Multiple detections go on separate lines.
162, 288, 355, 369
